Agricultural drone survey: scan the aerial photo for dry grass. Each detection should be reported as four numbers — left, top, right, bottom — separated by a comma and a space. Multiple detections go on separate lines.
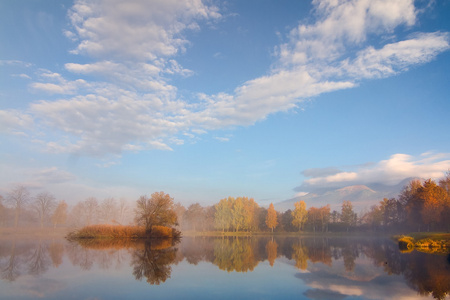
67, 224, 146, 239
67, 224, 180, 239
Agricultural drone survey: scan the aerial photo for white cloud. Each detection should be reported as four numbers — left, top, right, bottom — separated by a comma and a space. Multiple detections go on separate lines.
0, 110, 33, 135
67, 0, 220, 60
4, 0, 448, 157
299, 152, 450, 191
30, 167, 77, 185
214, 136, 230, 142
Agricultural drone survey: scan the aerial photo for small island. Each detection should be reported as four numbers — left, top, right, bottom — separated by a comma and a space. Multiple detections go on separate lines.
66, 192, 181, 240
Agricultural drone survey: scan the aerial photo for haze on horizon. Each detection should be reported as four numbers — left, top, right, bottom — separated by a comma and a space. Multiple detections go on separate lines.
1, 0, 450, 209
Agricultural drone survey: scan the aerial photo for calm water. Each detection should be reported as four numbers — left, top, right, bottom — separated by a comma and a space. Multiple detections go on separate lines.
0, 236, 449, 300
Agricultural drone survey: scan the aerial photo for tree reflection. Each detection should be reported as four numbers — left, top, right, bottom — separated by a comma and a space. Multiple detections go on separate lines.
213, 237, 259, 272
48, 241, 64, 267
292, 240, 308, 270
0, 236, 448, 299
1, 240, 21, 281
131, 239, 178, 285
70, 238, 180, 285
266, 239, 278, 267
28, 239, 51, 276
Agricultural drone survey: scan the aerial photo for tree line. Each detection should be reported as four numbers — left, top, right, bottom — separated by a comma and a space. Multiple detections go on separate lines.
1, 173, 449, 232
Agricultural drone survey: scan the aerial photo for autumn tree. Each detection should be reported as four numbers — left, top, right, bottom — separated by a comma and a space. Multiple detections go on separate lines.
232, 197, 246, 232
341, 201, 356, 232
318, 205, 331, 232
438, 173, 450, 230
400, 179, 423, 230
134, 191, 177, 233
214, 198, 233, 232
265, 203, 278, 233
307, 207, 320, 232
51, 200, 68, 228
418, 179, 447, 231
292, 200, 308, 231
6, 185, 30, 227
33, 191, 56, 228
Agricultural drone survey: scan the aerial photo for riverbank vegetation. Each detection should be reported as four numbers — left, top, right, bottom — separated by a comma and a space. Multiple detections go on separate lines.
396, 233, 450, 253
1, 174, 449, 238
67, 224, 180, 239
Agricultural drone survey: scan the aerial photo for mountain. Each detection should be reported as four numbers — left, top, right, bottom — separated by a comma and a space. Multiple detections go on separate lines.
274, 179, 419, 213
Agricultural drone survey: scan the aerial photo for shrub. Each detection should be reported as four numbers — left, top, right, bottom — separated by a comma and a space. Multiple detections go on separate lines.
397, 235, 414, 250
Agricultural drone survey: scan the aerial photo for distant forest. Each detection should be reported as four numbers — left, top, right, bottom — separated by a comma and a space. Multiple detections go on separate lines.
1, 173, 449, 233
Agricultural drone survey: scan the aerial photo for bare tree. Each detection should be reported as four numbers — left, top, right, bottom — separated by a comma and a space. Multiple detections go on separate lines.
6, 185, 30, 227
51, 200, 68, 228
99, 197, 117, 224
84, 197, 99, 225
33, 192, 56, 228
117, 198, 130, 225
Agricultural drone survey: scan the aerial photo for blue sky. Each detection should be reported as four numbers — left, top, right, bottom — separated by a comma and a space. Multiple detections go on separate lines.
1, 0, 450, 208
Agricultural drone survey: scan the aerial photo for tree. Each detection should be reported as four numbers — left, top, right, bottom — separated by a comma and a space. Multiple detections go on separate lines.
99, 198, 117, 224
418, 179, 447, 231
291, 201, 308, 231
6, 185, 30, 227
33, 192, 56, 228
184, 203, 204, 231
400, 179, 423, 230
84, 197, 99, 225
232, 197, 246, 232
214, 198, 233, 232
341, 201, 356, 232
0, 195, 6, 227
51, 201, 68, 228
265, 203, 278, 233
134, 191, 178, 232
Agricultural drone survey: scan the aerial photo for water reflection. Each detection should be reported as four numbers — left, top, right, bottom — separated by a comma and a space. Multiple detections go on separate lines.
0, 236, 449, 299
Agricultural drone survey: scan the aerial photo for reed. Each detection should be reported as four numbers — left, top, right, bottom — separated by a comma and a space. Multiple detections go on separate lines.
67, 224, 180, 239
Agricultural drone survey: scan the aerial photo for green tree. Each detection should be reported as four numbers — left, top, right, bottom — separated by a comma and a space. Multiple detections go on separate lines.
214, 198, 233, 232
265, 203, 278, 233
134, 192, 178, 233
291, 200, 308, 231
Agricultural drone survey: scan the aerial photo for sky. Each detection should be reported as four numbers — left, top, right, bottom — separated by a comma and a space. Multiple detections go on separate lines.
1, 0, 450, 208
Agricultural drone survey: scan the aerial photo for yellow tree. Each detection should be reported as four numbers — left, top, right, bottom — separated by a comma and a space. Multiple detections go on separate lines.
265, 203, 278, 233
292, 200, 308, 231
419, 179, 447, 231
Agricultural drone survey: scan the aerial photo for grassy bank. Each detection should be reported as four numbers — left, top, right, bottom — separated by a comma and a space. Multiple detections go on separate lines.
395, 232, 450, 254
66, 224, 180, 239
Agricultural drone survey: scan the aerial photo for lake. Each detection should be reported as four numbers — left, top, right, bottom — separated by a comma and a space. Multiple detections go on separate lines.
0, 236, 449, 299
